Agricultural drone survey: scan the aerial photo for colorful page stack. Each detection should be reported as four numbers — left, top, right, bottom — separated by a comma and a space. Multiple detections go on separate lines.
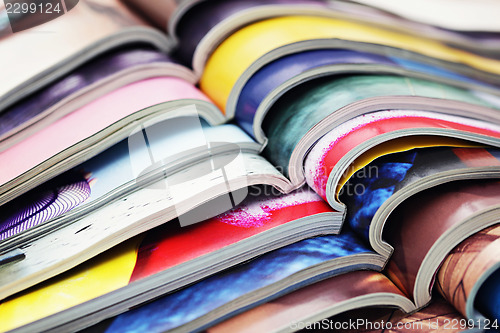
1, 1, 500, 332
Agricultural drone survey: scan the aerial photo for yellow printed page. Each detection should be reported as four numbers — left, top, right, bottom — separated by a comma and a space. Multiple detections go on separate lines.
0, 237, 141, 332
336, 136, 483, 197
201, 16, 500, 112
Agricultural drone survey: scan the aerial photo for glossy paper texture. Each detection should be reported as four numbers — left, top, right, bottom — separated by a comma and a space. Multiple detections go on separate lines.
0, 47, 175, 139
235, 49, 491, 137
208, 270, 404, 333
0, 77, 211, 187
342, 147, 500, 242
0, 121, 254, 239
0, 189, 334, 331
437, 224, 500, 319
0, 0, 160, 106
104, 230, 372, 332
0, 171, 90, 240
263, 75, 500, 176
201, 16, 500, 111
384, 181, 500, 298
304, 110, 500, 200
174, 0, 325, 65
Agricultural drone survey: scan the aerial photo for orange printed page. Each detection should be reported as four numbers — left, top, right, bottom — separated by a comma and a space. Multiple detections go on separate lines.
436, 224, 500, 317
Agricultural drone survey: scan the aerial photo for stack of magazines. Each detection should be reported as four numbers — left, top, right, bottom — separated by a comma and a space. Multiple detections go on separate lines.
1, 0, 500, 332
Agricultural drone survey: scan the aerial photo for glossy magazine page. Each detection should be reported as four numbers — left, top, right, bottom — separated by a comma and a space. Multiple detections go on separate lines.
0, 187, 336, 331
0, 0, 170, 111
101, 229, 376, 333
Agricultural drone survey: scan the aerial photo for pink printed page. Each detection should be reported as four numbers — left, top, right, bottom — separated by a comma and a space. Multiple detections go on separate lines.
0, 77, 211, 186
304, 110, 500, 200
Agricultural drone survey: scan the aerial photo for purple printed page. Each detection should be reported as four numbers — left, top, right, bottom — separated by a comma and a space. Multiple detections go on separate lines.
0, 47, 179, 144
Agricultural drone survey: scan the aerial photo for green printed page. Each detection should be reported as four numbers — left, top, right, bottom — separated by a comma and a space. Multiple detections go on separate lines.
263, 74, 500, 175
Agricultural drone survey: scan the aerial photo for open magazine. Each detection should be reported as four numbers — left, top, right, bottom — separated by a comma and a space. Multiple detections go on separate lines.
208, 181, 500, 333
2, 1, 500, 331
0, 0, 172, 112
166, 0, 500, 76
0, 186, 341, 332
2, 147, 500, 332
0, 46, 194, 151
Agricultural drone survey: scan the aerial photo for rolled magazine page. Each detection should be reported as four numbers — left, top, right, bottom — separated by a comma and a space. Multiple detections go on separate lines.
0, 117, 257, 243
303, 110, 500, 205
200, 16, 500, 112
437, 224, 500, 323
262, 74, 500, 181
384, 180, 500, 307
3, 1, 500, 332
